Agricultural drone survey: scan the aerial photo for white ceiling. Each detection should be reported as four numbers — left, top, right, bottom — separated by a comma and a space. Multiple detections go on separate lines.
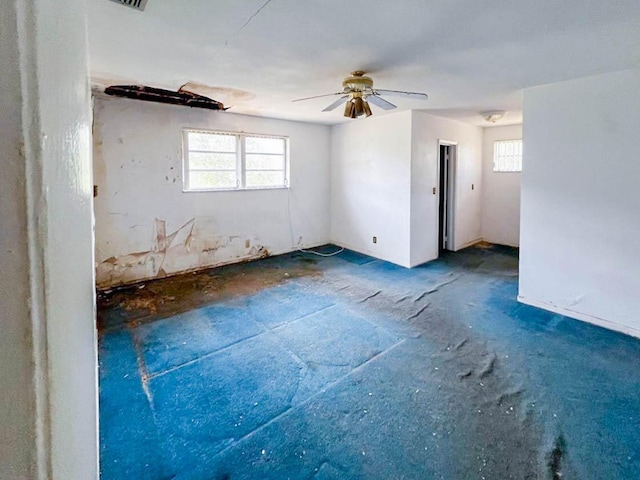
88, 0, 640, 126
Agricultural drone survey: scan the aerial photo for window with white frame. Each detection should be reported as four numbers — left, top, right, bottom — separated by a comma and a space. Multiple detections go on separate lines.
493, 139, 523, 172
183, 129, 289, 191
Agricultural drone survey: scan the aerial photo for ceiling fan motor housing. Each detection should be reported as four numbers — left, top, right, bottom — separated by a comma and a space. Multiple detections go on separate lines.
343, 71, 374, 92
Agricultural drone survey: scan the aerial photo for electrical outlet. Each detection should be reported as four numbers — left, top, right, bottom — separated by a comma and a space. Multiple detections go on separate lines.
372, 236, 377, 244
245, 239, 250, 248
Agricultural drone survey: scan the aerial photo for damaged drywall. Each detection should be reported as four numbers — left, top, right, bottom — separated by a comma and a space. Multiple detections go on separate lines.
178, 82, 255, 108
96, 217, 270, 289
92, 95, 331, 290
104, 85, 227, 110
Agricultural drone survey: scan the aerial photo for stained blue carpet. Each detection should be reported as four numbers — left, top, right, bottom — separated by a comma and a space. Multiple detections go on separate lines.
99, 244, 640, 479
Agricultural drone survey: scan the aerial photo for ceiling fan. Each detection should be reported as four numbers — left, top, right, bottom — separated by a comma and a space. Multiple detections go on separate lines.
292, 71, 429, 118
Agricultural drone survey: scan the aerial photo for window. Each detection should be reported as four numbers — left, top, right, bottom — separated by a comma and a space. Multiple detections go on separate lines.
493, 139, 523, 172
183, 129, 289, 191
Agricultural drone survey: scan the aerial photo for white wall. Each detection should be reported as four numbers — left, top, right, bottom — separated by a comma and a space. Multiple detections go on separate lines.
520, 68, 640, 338
481, 124, 522, 247
330, 110, 482, 268
94, 96, 330, 288
410, 112, 483, 266
0, 4, 37, 476
1, 0, 98, 478
330, 112, 413, 266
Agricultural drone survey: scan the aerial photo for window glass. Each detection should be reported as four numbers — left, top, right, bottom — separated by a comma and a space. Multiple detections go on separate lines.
246, 154, 285, 170
188, 132, 236, 152
188, 152, 236, 170
493, 140, 523, 172
189, 171, 237, 190
245, 136, 285, 154
246, 171, 286, 188
184, 130, 288, 191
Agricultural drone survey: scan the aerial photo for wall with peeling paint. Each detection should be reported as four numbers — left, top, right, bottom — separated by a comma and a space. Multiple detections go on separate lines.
93, 96, 330, 288
519, 69, 640, 338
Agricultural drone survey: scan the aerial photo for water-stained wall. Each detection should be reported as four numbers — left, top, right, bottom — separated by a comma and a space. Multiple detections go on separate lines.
93, 96, 330, 289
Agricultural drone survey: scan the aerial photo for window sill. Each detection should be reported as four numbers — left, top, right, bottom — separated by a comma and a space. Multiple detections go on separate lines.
183, 185, 290, 193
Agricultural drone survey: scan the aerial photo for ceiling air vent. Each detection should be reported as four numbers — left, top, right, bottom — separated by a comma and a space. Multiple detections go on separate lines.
109, 0, 148, 11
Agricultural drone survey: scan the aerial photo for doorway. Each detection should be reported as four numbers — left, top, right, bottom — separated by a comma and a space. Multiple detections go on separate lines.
438, 142, 456, 254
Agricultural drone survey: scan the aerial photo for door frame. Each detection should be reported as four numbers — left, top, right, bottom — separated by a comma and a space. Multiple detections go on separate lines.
438, 139, 457, 252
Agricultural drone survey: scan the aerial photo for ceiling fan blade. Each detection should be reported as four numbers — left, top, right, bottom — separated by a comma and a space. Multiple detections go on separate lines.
322, 95, 349, 112
367, 94, 397, 110
292, 92, 346, 103
374, 89, 429, 100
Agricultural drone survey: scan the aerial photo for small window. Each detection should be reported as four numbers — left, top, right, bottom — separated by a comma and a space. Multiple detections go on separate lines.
493, 139, 523, 172
183, 129, 289, 191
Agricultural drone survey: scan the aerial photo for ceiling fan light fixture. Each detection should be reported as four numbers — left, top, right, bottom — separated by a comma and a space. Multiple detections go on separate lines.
344, 100, 355, 118
363, 100, 372, 117
353, 97, 365, 117
482, 111, 506, 123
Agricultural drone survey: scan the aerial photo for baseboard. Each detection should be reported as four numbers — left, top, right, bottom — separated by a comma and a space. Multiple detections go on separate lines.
479, 237, 520, 248
517, 295, 640, 340
330, 240, 410, 268
454, 238, 484, 251
329, 240, 375, 258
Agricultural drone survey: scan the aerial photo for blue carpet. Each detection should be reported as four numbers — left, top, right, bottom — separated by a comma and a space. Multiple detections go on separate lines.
245, 283, 335, 329
99, 330, 173, 479
150, 333, 306, 478
135, 305, 265, 375
99, 244, 640, 479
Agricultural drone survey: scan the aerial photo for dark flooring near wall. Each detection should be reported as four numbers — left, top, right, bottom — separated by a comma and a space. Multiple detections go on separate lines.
98, 244, 640, 480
